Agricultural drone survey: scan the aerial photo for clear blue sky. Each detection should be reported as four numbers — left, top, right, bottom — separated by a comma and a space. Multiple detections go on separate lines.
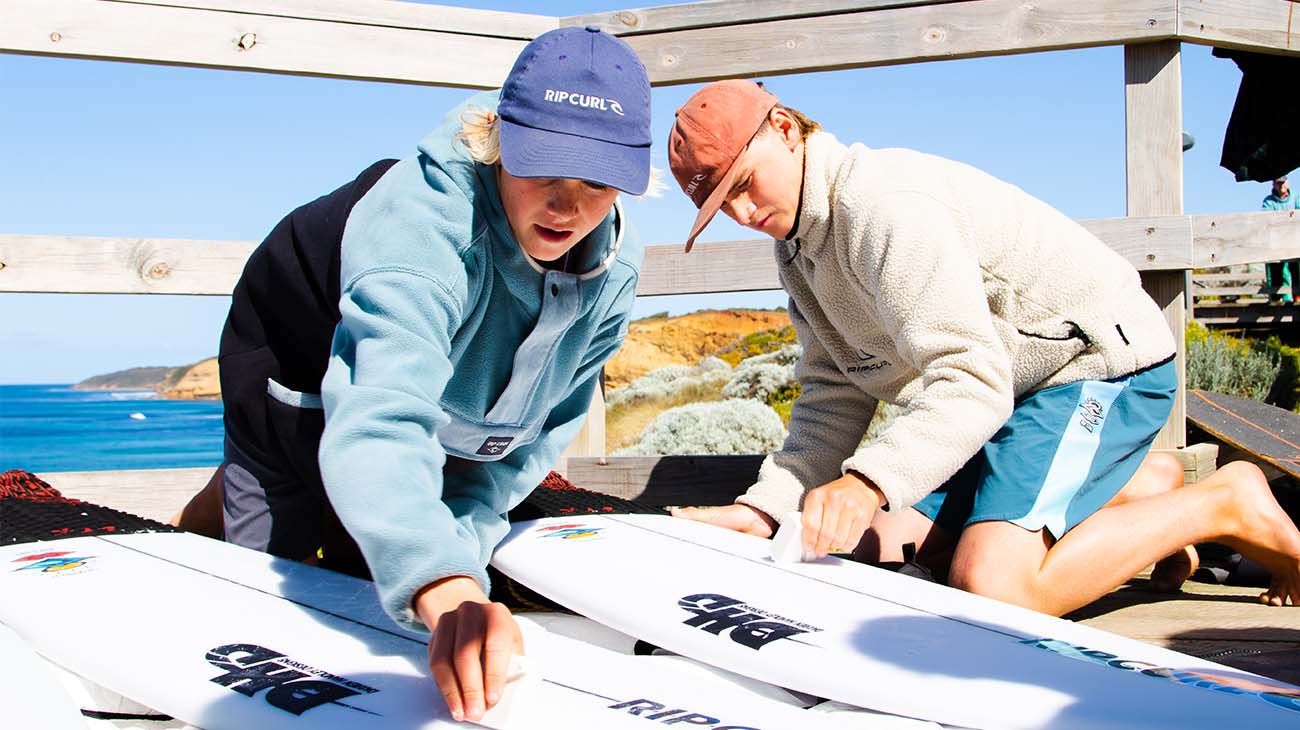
0, 0, 1282, 383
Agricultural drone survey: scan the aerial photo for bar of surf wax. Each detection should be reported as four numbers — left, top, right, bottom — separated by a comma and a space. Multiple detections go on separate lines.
474, 654, 538, 730
771, 511, 815, 563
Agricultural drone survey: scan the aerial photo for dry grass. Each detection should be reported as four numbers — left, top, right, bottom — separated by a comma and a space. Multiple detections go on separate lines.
605, 381, 726, 452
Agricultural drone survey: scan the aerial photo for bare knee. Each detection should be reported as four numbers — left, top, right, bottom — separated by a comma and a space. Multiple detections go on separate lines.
1203, 460, 1270, 497
1146, 452, 1185, 491
948, 555, 1029, 605
1212, 460, 1268, 486
1110, 452, 1184, 507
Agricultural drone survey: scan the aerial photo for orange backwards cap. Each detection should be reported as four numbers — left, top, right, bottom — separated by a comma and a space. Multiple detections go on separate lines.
667, 80, 778, 252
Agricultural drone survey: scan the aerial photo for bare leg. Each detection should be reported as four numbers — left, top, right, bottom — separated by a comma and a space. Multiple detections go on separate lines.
948, 460, 1300, 615
1101, 453, 1199, 592
168, 462, 226, 539
853, 507, 956, 581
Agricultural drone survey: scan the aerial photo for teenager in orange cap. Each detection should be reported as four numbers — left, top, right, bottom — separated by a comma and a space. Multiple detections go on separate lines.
668, 79, 1300, 613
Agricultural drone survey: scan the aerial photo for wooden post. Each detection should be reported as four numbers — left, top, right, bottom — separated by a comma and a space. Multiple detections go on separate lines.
1125, 40, 1186, 449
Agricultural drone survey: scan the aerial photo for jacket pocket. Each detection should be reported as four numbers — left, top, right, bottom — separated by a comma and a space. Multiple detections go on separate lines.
1011, 320, 1091, 389
263, 377, 326, 493
267, 378, 323, 410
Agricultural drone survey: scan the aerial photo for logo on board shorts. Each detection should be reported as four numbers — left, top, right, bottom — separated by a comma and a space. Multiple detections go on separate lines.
206, 644, 381, 717
476, 436, 514, 456
1077, 397, 1105, 433
608, 697, 766, 728
1021, 638, 1300, 714
536, 523, 604, 541
677, 594, 821, 650
11, 551, 94, 574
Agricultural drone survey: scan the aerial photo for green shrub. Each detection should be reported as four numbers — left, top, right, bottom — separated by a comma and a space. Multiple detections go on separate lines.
716, 325, 799, 366
613, 399, 787, 456
1185, 322, 1283, 404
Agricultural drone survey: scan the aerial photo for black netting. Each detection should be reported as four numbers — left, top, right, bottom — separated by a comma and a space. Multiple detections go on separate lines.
0, 470, 176, 545
508, 470, 667, 522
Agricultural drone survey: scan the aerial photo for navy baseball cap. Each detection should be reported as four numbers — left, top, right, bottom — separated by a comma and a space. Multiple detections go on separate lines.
498, 26, 651, 195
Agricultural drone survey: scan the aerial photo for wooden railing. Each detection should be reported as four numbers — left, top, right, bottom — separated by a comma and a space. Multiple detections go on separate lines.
7, 0, 1300, 506
1192, 270, 1300, 327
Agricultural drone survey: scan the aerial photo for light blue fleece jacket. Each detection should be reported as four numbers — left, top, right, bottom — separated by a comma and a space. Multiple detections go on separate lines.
1263, 192, 1298, 210
318, 91, 642, 631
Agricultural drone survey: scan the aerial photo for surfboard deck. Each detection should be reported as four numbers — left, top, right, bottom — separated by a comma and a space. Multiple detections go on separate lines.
492, 513, 1300, 730
0, 531, 923, 730
1188, 388, 1300, 480
0, 623, 89, 730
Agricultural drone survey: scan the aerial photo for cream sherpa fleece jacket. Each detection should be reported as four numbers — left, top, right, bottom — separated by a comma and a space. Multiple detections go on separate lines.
736, 132, 1176, 522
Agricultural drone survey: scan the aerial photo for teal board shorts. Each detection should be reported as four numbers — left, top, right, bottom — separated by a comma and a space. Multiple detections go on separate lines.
913, 355, 1177, 539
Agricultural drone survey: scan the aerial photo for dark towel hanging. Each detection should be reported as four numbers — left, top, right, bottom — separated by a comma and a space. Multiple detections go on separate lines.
1214, 47, 1300, 182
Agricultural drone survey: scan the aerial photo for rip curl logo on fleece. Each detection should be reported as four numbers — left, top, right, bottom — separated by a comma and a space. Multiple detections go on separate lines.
476, 436, 514, 456
846, 348, 890, 375
544, 89, 625, 116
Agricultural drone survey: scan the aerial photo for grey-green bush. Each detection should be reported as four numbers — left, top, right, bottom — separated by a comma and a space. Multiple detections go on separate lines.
613, 399, 787, 456
722, 345, 802, 402
1186, 328, 1280, 402
607, 357, 733, 408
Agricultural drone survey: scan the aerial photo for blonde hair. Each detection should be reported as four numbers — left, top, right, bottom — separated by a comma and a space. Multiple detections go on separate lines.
457, 106, 666, 198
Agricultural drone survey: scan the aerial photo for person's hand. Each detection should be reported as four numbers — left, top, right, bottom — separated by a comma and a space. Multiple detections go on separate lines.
414, 575, 523, 723
802, 472, 885, 558
671, 503, 777, 538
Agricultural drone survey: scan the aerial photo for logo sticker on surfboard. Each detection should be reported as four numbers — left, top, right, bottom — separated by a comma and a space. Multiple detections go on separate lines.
535, 523, 606, 541
206, 644, 381, 717
678, 594, 822, 650
1022, 638, 1300, 714
10, 551, 95, 575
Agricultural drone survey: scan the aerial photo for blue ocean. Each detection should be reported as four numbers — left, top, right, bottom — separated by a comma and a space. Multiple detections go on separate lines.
0, 385, 224, 473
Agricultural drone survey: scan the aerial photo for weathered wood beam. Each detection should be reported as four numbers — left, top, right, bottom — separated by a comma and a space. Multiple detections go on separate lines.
1179, 0, 1300, 57
107, 0, 555, 39
566, 0, 967, 36
1, 0, 528, 88
1193, 305, 1299, 326
639, 214, 1194, 295
6, 211, 1287, 295
1126, 40, 1186, 449
564, 455, 763, 505
1192, 210, 1300, 268
611, 0, 1176, 85
0, 235, 254, 295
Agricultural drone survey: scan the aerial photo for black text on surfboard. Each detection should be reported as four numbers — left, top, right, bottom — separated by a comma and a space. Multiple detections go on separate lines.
206, 644, 380, 716
609, 698, 763, 728
677, 594, 821, 650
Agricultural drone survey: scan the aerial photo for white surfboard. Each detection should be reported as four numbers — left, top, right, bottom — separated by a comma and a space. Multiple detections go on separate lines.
0, 531, 924, 730
0, 623, 89, 730
492, 513, 1300, 730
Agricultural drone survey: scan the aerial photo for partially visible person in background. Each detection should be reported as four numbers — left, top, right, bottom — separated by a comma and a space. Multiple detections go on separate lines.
1262, 175, 1299, 303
